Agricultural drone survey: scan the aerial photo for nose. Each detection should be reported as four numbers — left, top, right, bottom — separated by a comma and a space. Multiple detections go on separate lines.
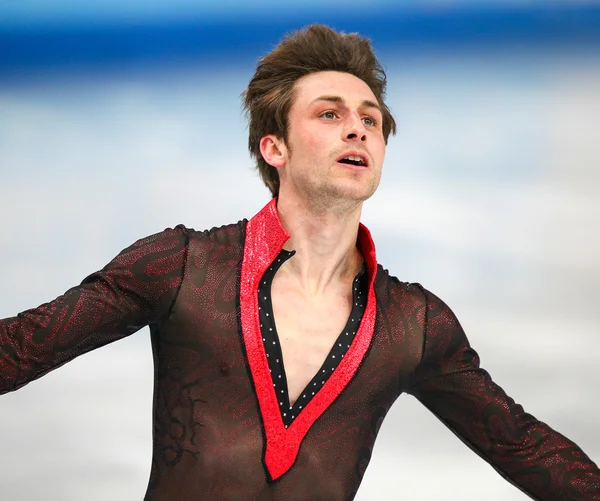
344, 113, 367, 142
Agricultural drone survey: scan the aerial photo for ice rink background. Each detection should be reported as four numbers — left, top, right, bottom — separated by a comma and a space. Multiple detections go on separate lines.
1, 2, 599, 500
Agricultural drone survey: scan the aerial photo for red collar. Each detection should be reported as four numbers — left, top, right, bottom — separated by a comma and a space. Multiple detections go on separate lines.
240, 197, 378, 481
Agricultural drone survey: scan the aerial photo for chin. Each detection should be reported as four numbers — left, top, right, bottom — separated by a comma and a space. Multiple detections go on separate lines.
327, 187, 376, 204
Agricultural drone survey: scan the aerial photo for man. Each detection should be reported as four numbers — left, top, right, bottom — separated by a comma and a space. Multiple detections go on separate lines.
1, 24, 599, 500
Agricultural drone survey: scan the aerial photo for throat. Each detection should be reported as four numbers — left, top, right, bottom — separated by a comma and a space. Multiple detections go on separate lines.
277, 250, 365, 298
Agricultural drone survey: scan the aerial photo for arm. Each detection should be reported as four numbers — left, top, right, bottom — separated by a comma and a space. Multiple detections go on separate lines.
407, 286, 600, 500
0, 226, 188, 394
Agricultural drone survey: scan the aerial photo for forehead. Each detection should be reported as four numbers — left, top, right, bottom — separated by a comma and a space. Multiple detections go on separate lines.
292, 71, 378, 107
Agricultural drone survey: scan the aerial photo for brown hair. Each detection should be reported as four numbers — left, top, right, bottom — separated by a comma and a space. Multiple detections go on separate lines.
243, 24, 396, 198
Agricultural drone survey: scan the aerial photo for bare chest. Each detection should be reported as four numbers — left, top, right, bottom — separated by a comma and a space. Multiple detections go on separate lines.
270, 279, 355, 405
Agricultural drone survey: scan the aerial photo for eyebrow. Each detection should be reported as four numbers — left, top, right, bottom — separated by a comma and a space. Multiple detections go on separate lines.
312, 95, 382, 114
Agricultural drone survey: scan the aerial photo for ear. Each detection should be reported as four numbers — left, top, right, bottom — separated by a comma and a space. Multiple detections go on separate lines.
259, 134, 288, 168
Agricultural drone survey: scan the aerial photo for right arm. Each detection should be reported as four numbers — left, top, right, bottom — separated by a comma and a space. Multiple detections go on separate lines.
0, 226, 189, 394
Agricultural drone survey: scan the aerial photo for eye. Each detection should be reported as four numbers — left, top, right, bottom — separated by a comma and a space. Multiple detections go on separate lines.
320, 110, 338, 120
362, 116, 377, 127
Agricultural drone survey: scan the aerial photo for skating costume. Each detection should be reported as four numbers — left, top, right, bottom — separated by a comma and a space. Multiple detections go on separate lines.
1, 198, 599, 500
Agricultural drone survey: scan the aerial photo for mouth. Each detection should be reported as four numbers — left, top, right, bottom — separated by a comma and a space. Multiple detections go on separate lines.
336, 152, 369, 168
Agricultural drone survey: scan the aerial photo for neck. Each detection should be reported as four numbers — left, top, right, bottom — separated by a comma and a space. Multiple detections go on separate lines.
276, 194, 364, 296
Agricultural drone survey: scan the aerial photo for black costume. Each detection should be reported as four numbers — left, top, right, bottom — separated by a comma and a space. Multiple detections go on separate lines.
1, 198, 599, 500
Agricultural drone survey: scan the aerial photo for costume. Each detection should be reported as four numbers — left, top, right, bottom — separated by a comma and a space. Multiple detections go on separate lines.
1, 197, 599, 500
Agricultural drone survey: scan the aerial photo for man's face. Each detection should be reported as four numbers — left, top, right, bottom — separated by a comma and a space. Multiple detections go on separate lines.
276, 71, 386, 208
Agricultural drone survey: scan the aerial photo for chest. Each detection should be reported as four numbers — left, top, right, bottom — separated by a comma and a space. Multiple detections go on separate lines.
270, 278, 355, 405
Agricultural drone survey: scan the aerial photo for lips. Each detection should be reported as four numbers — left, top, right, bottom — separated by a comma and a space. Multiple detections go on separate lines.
336, 151, 369, 168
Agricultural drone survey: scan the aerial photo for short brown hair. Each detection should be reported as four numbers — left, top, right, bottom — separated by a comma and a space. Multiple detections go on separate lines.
243, 24, 396, 198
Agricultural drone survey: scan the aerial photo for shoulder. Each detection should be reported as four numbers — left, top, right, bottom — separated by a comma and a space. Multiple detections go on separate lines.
138, 219, 248, 246
142, 220, 248, 267
375, 266, 458, 321
376, 266, 450, 305
117, 218, 246, 262
375, 264, 426, 302
184, 219, 247, 248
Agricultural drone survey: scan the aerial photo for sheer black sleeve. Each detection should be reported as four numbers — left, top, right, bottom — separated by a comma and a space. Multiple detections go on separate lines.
407, 286, 600, 500
0, 226, 188, 394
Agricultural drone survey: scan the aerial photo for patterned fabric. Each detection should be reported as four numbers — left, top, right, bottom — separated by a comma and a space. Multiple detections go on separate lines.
1, 198, 599, 500
239, 198, 380, 481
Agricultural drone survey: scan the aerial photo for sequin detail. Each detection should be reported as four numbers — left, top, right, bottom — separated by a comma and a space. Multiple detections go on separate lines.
258, 249, 368, 427
239, 197, 379, 481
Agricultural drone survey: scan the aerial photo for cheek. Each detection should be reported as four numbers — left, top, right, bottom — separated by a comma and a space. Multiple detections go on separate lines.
372, 138, 386, 163
306, 128, 331, 147
293, 131, 331, 158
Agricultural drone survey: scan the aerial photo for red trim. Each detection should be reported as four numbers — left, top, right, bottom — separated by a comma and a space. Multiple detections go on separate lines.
240, 198, 378, 480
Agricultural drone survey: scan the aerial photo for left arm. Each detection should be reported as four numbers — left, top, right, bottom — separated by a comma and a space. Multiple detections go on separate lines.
407, 286, 600, 500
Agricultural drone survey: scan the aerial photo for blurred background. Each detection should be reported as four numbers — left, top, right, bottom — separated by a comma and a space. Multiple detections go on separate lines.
1, 1, 599, 499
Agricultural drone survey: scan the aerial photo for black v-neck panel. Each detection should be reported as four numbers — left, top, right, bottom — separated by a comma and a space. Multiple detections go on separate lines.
257, 249, 369, 427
